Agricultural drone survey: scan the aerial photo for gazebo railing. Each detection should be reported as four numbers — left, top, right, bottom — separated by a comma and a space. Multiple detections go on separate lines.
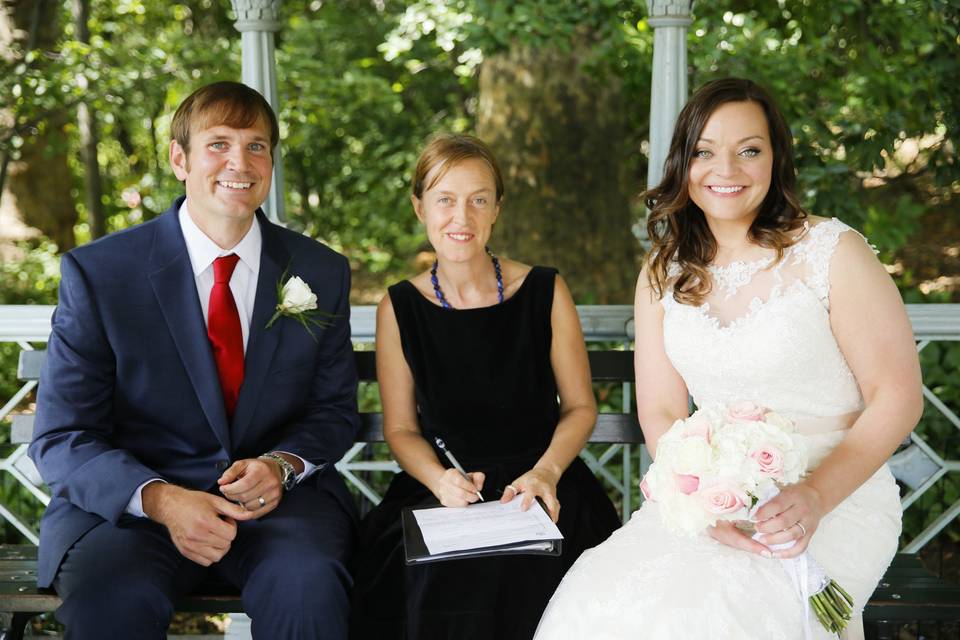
1, 304, 959, 550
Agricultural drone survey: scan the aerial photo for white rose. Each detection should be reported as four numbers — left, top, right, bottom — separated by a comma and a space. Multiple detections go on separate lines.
780, 434, 809, 483
663, 437, 713, 477
279, 276, 318, 314
659, 492, 714, 537
657, 418, 687, 447
763, 411, 795, 432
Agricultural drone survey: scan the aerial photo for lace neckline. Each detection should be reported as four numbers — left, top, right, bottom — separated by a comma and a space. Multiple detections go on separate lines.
708, 257, 773, 299
706, 221, 812, 300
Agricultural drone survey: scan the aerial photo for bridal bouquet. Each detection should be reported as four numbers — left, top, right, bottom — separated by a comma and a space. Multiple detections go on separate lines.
640, 402, 854, 636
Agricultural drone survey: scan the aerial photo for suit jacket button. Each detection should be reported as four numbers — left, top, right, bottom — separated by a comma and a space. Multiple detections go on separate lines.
215, 460, 230, 471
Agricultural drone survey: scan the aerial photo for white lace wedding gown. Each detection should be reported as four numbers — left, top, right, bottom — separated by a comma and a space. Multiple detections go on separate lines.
535, 219, 902, 640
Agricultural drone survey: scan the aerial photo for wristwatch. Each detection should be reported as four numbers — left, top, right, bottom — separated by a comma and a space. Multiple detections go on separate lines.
259, 452, 297, 491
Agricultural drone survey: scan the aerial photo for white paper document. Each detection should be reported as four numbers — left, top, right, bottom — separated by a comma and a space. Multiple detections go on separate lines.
412, 496, 564, 555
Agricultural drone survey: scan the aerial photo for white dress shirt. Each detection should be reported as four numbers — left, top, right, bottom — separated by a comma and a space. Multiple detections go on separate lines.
126, 203, 315, 517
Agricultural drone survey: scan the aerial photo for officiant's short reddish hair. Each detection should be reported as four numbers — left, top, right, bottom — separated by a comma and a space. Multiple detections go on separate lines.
171, 81, 280, 157
412, 134, 504, 203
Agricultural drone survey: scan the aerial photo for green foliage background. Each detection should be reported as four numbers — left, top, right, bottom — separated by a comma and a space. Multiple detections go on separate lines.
3, 1, 955, 284
1, 0, 958, 563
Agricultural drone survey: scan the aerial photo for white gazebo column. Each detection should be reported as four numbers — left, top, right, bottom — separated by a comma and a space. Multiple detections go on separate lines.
231, 0, 285, 223
636, 0, 691, 482
225, 10, 276, 640
646, 0, 692, 191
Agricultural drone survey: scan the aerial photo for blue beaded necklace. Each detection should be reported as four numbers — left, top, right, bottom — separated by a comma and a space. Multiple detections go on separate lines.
430, 248, 504, 309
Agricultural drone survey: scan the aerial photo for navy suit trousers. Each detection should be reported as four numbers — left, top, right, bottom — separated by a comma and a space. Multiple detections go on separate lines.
54, 475, 355, 640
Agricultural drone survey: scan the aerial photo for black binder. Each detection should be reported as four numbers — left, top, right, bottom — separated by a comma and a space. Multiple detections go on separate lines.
401, 501, 563, 565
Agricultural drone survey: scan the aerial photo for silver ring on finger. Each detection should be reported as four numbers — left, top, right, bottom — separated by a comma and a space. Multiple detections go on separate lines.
506, 485, 518, 493
257, 496, 266, 508
794, 521, 806, 538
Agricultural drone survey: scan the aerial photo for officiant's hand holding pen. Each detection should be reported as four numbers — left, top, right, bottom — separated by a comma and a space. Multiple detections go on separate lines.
433, 437, 485, 505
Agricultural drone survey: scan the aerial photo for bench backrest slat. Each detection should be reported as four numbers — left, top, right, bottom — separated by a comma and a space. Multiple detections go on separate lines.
352, 350, 635, 383
356, 413, 641, 444
16, 350, 44, 381
17, 349, 637, 384
12, 349, 643, 445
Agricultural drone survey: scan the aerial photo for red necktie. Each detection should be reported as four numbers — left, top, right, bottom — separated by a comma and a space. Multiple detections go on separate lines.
208, 254, 244, 420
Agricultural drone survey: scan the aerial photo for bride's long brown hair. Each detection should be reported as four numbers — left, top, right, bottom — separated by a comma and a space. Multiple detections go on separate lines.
644, 78, 808, 306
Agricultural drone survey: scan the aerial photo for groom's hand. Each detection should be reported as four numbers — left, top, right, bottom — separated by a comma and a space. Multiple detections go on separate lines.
217, 458, 285, 518
142, 483, 247, 566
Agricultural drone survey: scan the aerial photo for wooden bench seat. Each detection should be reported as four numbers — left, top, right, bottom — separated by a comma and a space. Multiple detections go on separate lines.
1, 348, 640, 638
3, 348, 958, 639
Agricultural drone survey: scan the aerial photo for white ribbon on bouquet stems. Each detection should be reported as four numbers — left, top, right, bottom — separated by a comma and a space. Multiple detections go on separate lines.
749, 486, 843, 640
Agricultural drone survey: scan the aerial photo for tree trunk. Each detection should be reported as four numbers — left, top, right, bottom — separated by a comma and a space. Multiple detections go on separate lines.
72, 0, 105, 239
1, 0, 77, 250
477, 36, 638, 304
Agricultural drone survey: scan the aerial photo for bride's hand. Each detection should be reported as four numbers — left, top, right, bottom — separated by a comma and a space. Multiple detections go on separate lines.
707, 521, 773, 557
752, 483, 825, 558
502, 467, 560, 523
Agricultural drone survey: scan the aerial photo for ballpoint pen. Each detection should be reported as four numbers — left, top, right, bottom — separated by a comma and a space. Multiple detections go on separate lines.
434, 436, 484, 502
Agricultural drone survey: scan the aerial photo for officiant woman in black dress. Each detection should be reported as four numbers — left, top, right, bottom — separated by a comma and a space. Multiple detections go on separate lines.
350, 134, 619, 639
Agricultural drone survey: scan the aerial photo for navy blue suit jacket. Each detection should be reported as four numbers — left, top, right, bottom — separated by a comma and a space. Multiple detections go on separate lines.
28, 197, 360, 587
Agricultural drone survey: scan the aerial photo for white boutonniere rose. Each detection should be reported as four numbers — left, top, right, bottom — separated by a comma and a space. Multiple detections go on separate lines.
265, 271, 333, 339
277, 276, 317, 314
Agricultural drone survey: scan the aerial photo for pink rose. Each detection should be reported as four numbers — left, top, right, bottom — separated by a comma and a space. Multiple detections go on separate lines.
674, 473, 700, 495
727, 401, 767, 422
698, 480, 749, 515
640, 476, 655, 501
682, 413, 712, 442
750, 445, 785, 479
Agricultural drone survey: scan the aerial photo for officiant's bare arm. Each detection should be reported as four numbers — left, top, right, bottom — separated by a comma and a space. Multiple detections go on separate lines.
376, 295, 485, 507
634, 264, 691, 457
503, 275, 595, 522
754, 230, 923, 556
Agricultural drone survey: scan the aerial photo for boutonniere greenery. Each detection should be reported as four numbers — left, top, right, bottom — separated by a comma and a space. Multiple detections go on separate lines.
265, 270, 334, 340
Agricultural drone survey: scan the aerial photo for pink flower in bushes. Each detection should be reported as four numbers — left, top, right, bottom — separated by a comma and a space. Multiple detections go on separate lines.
750, 445, 785, 479
726, 401, 767, 422
674, 473, 700, 495
698, 479, 749, 515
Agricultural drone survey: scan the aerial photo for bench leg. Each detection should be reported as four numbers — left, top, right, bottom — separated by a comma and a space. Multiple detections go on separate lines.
0, 612, 37, 640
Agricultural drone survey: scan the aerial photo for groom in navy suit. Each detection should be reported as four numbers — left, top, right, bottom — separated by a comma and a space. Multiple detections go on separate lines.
28, 81, 359, 638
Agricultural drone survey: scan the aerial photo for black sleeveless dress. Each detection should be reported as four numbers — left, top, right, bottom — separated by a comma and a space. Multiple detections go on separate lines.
350, 267, 620, 640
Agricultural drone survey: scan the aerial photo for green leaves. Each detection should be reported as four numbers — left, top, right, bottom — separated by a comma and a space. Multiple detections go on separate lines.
1, 0, 955, 296
686, 1, 958, 268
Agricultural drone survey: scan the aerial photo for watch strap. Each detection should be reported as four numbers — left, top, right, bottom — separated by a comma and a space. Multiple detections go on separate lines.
259, 452, 297, 491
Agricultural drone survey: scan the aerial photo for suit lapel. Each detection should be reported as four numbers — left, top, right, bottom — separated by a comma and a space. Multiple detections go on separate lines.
147, 200, 232, 453
231, 212, 290, 440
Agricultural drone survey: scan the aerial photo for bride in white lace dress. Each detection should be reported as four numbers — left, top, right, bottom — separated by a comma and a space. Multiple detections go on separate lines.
534, 78, 923, 640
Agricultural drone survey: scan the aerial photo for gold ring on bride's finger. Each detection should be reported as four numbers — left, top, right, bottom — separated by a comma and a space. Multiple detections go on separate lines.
794, 522, 806, 538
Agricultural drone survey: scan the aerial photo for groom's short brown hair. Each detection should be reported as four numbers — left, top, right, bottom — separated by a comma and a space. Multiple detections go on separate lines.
171, 81, 280, 158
